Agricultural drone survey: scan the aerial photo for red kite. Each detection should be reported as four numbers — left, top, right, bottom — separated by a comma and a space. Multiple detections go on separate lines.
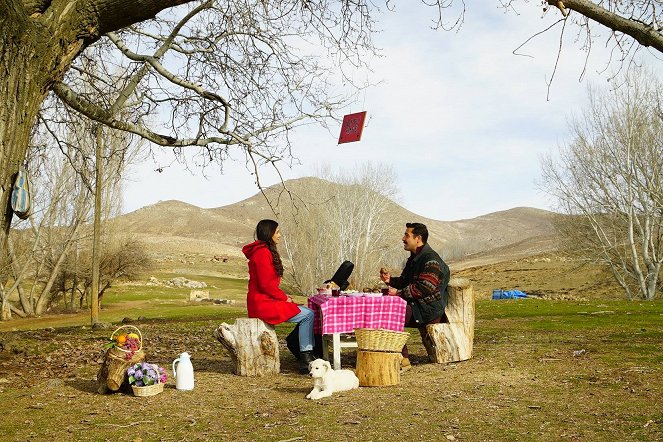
338, 111, 367, 144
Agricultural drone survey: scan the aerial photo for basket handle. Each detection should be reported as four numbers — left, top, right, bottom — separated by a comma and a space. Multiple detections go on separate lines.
110, 325, 143, 352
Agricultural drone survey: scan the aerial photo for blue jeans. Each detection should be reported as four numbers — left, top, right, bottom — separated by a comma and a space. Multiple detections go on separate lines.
287, 306, 315, 352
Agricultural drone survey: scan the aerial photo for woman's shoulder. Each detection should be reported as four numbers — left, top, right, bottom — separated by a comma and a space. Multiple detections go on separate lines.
243, 240, 269, 259
251, 244, 272, 260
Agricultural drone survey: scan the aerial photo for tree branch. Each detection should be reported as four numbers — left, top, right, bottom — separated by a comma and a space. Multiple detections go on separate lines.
106, 31, 231, 116
51, 79, 313, 158
93, 0, 196, 35
549, 0, 663, 52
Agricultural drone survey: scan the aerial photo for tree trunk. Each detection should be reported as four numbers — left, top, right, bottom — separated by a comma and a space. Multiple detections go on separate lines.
445, 277, 476, 347
356, 350, 401, 387
214, 318, 280, 376
424, 278, 475, 364
0, 10, 47, 278
7, 237, 33, 315
90, 126, 103, 325
34, 241, 74, 315
0, 284, 10, 320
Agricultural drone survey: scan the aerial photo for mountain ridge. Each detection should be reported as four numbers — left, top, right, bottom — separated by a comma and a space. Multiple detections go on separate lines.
114, 177, 559, 265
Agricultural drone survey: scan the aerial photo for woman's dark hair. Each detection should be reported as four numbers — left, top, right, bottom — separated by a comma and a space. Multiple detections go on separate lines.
255, 219, 283, 276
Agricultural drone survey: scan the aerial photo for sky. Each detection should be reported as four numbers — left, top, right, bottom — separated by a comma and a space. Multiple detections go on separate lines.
122, 3, 663, 221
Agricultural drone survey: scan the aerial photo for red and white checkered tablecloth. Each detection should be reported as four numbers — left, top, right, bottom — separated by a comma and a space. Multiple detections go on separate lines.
307, 294, 407, 335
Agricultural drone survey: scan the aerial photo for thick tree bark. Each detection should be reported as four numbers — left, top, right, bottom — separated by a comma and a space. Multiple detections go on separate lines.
0, 0, 195, 296
214, 318, 280, 376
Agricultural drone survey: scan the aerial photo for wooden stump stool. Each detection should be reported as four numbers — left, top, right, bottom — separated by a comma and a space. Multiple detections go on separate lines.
356, 350, 401, 386
97, 348, 145, 394
214, 318, 280, 376
424, 278, 475, 364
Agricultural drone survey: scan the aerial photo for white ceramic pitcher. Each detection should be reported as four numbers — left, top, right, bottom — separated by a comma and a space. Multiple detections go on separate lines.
172, 352, 194, 390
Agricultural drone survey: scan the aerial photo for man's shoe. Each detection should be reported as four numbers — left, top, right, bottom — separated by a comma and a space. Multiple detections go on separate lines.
400, 357, 412, 372
299, 350, 316, 374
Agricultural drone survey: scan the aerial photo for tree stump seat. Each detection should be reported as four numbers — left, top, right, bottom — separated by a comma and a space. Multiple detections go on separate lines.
423, 278, 475, 364
214, 318, 280, 376
356, 350, 401, 386
97, 348, 145, 394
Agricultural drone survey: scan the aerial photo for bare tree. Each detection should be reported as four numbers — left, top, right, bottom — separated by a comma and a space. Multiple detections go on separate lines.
2, 111, 137, 318
49, 235, 151, 312
278, 165, 402, 294
541, 67, 663, 300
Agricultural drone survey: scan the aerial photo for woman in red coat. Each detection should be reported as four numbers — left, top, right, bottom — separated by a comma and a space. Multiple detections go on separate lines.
242, 219, 315, 374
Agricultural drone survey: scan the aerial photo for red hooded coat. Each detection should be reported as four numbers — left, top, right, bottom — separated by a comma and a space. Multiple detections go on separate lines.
242, 240, 300, 325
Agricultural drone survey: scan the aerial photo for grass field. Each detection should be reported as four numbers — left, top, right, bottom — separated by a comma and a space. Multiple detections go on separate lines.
0, 281, 661, 441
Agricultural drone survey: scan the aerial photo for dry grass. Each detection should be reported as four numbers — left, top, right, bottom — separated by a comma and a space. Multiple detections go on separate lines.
0, 298, 661, 442
455, 253, 625, 301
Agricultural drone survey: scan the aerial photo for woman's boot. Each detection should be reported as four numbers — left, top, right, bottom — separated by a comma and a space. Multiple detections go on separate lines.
299, 350, 316, 374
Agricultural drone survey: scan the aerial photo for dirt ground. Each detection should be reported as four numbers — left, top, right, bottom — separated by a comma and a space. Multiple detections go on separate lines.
0, 298, 661, 442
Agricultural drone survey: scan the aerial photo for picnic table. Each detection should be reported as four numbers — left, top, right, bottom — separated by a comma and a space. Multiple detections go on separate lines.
307, 293, 406, 369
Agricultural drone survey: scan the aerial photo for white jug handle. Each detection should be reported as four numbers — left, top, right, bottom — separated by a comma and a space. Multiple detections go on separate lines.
172, 358, 180, 377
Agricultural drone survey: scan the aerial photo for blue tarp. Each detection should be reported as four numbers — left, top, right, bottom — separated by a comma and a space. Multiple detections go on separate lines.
492, 289, 528, 300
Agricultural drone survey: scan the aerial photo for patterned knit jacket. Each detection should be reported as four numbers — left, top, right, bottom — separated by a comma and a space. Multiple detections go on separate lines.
388, 243, 450, 324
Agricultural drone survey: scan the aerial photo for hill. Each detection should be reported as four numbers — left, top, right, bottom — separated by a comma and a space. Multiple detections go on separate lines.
114, 177, 559, 266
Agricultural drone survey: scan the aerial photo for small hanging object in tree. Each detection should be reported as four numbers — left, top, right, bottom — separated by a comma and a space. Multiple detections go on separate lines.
11, 167, 31, 220
338, 111, 367, 144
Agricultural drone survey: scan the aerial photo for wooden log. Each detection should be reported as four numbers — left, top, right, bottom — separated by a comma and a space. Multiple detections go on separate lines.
356, 350, 401, 386
214, 318, 279, 376
424, 278, 475, 364
425, 323, 471, 363
97, 348, 145, 394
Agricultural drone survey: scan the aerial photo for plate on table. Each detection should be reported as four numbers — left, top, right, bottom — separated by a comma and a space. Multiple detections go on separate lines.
345, 292, 363, 297
363, 293, 382, 297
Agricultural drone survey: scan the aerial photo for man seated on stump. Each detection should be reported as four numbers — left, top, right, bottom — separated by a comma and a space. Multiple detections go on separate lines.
380, 222, 450, 370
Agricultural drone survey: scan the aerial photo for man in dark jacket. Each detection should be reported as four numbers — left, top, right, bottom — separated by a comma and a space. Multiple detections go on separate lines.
380, 223, 450, 369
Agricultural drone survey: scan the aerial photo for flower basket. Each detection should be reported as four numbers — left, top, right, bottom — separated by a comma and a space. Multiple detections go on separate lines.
132, 382, 164, 397
354, 328, 409, 353
127, 362, 168, 397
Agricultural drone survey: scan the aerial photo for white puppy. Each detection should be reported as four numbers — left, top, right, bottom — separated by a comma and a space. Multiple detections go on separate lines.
306, 359, 359, 400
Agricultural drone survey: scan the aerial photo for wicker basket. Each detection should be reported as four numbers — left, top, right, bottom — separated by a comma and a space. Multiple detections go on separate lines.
97, 325, 145, 394
131, 382, 164, 397
354, 328, 409, 353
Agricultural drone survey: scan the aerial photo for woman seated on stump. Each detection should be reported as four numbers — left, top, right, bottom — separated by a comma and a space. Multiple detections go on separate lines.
242, 219, 315, 374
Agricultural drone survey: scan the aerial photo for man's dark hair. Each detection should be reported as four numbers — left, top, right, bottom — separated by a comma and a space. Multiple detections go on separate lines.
406, 222, 428, 243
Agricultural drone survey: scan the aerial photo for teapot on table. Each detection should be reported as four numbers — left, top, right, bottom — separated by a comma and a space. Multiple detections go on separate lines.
172, 352, 194, 390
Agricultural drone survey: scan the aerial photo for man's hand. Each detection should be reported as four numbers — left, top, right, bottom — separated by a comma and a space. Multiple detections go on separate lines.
379, 267, 390, 284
